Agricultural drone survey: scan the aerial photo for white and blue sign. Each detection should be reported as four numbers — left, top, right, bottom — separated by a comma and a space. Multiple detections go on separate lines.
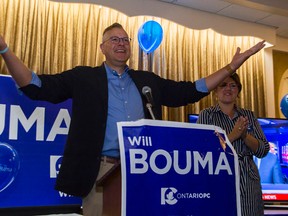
117, 119, 241, 216
0, 75, 81, 208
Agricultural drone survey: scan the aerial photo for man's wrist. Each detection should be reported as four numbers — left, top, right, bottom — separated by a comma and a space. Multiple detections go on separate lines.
224, 64, 236, 76
0, 46, 9, 54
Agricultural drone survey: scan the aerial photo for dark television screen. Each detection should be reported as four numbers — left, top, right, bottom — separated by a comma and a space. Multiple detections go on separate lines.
188, 114, 288, 204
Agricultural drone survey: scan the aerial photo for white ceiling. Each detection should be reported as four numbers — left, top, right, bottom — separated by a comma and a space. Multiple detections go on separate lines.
159, 0, 288, 38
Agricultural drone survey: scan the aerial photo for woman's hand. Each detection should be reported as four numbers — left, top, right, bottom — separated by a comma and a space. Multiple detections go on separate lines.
229, 116, 249, 142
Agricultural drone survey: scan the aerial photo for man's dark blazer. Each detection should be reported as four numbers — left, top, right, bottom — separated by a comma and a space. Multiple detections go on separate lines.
20, 63, 209, 197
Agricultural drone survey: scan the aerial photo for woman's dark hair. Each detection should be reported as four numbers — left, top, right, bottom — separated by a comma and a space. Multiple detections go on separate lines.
230, 72, 242, 93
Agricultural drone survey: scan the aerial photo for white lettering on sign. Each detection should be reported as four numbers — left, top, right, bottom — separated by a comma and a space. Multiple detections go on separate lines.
129, 149, 232, 175
0, 104, 70, 141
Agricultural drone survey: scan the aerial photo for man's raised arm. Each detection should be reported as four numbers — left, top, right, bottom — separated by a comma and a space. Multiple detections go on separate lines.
205, 40, 266, 91
0, 35, 32, 87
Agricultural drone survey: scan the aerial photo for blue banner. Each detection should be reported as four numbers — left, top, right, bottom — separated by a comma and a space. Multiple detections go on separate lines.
117, 119, 241, 216
0, 75, 81, 208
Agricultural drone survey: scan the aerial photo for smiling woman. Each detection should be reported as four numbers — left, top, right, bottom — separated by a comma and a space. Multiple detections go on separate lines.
216, 73, 242, 97
197, 73, 270, 216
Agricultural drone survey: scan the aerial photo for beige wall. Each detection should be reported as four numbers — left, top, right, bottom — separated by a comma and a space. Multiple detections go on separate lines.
50, 0, 277, 43
266, 38, 288, 117
51, 0, 288, 117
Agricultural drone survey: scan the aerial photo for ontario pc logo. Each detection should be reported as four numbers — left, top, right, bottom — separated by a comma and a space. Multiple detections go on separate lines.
50, 155, 62, 178
161, 187, 178, 205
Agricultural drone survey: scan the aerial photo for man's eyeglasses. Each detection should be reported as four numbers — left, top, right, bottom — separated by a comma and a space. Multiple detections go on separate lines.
218, 83, 238, 89
102, 36, 132, 45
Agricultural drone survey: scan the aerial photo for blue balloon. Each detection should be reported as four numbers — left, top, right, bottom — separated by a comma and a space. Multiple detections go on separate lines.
0, 143, 20, 192
138, 20, 163, 54
280, 94, 288, 118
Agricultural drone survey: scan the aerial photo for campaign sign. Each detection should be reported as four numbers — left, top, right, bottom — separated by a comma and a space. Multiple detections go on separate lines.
118, 119, 241, 216
0, 75, 81, 208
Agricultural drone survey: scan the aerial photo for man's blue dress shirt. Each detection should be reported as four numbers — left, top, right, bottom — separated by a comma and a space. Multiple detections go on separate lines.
28, 67, 208, 158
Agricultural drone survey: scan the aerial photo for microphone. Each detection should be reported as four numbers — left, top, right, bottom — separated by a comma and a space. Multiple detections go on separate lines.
142, 86, 155, 120
142, 86, 154, 106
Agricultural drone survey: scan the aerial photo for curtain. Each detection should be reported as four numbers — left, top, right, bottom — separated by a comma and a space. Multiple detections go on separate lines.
0, 0, 266, 121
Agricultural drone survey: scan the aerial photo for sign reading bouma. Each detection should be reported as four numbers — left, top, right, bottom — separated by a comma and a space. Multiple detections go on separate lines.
117, 119, 241, 216
0, 75, 81, 208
